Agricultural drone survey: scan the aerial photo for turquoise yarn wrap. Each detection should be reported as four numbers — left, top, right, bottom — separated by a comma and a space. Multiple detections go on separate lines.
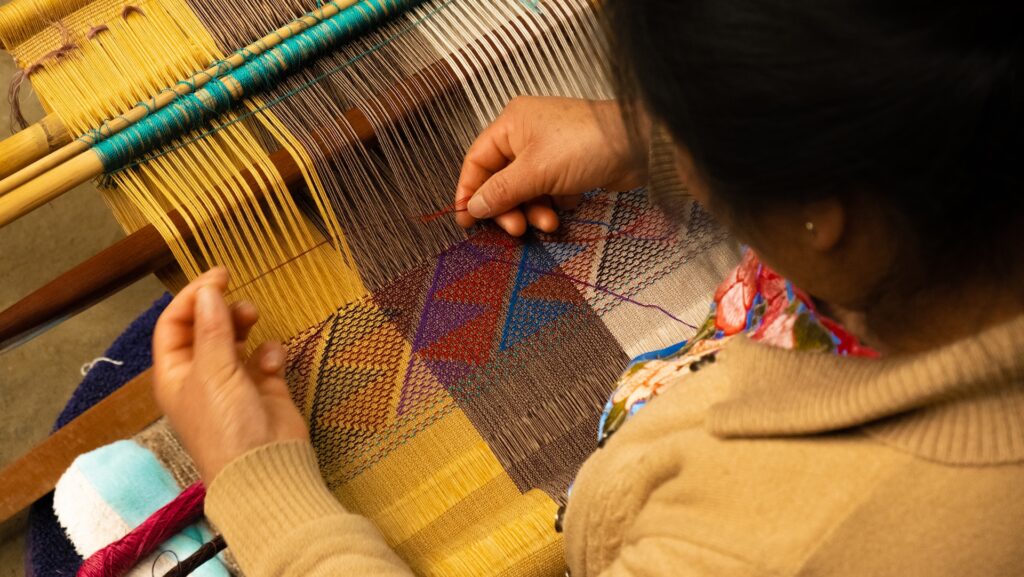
93, 0, 422, 171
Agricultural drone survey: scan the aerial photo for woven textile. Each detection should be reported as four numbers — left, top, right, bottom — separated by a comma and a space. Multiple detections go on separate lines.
282, 190, 737, 575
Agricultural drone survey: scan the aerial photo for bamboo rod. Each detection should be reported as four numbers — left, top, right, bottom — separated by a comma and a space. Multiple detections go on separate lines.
0, 113, 67, 182
0, 0, 360, 194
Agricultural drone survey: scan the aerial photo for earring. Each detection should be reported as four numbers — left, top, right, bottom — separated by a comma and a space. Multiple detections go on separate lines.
805, 221, 815, 233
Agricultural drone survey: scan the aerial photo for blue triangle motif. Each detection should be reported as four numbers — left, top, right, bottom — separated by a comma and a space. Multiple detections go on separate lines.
500, 297, 572, 351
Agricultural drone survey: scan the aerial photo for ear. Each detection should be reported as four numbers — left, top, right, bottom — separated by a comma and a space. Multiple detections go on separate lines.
803, 197, 845, 252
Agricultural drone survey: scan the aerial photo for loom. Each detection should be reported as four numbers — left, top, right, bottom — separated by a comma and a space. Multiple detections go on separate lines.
0, 0, 737, 574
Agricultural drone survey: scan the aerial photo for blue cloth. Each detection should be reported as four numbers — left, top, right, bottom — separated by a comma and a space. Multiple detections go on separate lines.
26, 293, 171, 577
68, 441, 227, 577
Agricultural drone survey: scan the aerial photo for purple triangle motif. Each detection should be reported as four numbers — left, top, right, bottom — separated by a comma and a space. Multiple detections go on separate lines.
414, 299, 486, 351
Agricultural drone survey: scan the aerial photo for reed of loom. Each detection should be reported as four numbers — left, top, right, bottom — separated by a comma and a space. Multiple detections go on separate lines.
0, 0, 422, 227
0, 0, 364, 190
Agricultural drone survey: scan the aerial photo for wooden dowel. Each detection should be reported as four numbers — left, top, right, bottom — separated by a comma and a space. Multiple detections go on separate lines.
0, 113, 67, 182
0, 370, 161, 524
0, 0, 360, 196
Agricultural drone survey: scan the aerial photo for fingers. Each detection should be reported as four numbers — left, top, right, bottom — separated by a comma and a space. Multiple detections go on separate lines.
193, 281, 241, 378
493, 209, 527, 237
231, 301, 259, 344
456, 119, 514, 229
466, 160, 544, 221
153, 268, 229, 379
246, 342, 291, 398
246, 341, 286, 378
525, 198, 559, 233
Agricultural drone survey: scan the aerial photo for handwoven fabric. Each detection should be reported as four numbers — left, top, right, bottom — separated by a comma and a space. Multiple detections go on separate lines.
44, 191, 736, 577
282, 190, 737, 575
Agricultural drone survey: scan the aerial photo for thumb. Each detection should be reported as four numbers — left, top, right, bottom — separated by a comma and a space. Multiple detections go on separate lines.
194, 284, 241, 377
466, 159, 546, 219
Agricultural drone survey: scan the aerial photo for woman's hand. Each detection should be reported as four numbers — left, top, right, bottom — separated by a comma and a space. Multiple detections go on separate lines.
152, 268, 309, 484
455, 97, 648, 236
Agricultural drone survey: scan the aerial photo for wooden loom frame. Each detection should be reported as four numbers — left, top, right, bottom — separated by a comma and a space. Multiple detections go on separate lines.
0, 3, 604, 523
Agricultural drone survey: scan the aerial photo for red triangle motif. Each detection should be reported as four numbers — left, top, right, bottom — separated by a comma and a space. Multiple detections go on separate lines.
435, 259, 512, 306
519, 268, 587, 304
418, 308, 500, 366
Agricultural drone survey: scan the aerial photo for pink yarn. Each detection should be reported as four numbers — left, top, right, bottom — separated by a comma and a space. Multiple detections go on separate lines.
77, 482, 207, 577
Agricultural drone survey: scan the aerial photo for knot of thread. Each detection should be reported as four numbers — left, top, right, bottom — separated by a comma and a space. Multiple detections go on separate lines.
80, 356, 124, 376
7, 21, 77, 132
77, 482, 206, 577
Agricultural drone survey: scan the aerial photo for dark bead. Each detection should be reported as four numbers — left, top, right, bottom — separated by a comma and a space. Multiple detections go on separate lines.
689, 362, 700, 372
554, 504, 566, 533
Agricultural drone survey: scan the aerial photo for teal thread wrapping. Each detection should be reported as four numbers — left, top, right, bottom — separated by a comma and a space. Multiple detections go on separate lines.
94, 0, 420, 171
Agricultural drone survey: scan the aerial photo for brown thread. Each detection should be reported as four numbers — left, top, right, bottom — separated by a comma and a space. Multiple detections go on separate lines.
121, 5, 146, 18
86, 24, 110, 40
7, 23, 77, 132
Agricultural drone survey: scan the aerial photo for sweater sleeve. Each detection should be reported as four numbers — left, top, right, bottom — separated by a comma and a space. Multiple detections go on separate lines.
595, 536, 764, 577
205, 440, 414, 577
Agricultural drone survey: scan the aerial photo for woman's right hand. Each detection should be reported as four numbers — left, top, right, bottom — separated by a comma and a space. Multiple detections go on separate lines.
455, 97, 649, 236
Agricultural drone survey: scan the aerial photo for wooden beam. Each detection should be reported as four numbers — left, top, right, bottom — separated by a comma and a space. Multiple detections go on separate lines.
0, 371, 161, 524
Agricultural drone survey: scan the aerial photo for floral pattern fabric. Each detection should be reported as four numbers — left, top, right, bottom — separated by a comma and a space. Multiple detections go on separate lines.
597, 250, 879, 443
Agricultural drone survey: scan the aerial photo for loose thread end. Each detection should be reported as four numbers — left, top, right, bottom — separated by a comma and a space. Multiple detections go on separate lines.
7, 68, 32, 133
121, 5, 145, 18
7, 20, 79, 132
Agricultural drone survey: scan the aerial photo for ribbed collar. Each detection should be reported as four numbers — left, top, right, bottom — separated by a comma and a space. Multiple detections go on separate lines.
707, 315, 1024, 465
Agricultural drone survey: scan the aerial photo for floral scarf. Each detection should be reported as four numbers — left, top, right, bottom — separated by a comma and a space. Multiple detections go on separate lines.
597, 250, 879, 444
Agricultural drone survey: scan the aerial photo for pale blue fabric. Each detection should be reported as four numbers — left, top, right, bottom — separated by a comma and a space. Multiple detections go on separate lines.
75, 441, 228, 577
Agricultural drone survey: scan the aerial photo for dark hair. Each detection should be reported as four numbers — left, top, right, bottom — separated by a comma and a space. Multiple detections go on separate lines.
608, 0, 1023, 275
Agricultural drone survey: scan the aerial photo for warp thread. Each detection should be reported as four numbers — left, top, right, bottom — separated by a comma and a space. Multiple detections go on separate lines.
7, 21, 78, 132
78, 482, 206, 577
93, 0, 424, 171
159, 535, 226, 577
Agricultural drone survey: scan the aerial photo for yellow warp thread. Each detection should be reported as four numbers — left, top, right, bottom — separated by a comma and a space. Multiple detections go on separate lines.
8, 0, 368, 344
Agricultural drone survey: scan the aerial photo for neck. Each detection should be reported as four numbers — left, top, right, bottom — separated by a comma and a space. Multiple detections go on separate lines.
826, 269, 1024, 355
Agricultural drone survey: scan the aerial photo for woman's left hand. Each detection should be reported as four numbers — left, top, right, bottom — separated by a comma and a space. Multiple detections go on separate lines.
152, 268, 309, 484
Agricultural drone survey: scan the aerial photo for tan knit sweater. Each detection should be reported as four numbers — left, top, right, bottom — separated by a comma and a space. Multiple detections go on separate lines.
207, 314, 1024, 576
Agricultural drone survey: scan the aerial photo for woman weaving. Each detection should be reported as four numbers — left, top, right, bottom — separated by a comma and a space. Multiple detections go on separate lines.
150, 1, 1024, 575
